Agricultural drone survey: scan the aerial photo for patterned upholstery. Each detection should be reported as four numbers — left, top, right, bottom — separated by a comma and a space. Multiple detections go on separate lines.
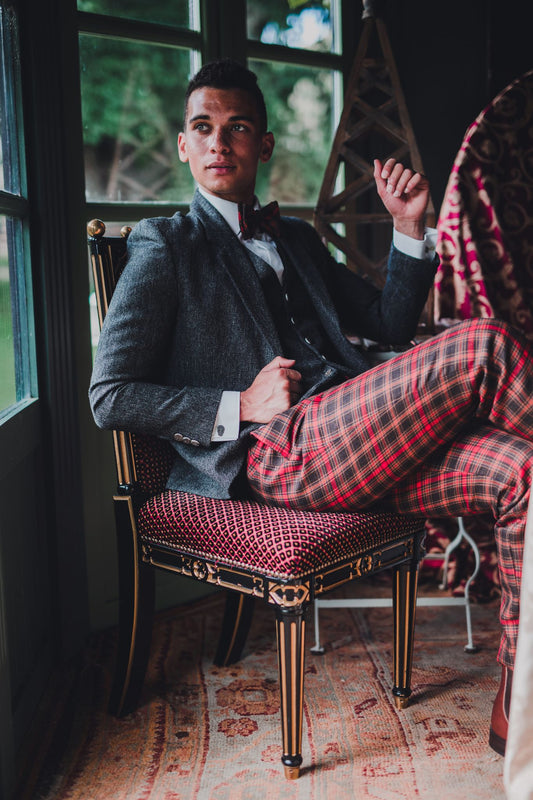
138, 491, 422, 579
131, 433, 174, 494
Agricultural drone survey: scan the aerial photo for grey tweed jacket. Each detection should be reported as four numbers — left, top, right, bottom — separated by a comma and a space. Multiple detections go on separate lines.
89, 190, 437, 498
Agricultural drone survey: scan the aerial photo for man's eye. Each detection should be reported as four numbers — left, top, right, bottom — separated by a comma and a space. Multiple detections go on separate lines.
194, 123, 208, 131
231, 124, 246, 132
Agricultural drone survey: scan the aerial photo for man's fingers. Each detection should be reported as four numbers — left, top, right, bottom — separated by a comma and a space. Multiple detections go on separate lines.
266, 355, 296, 371
374, 157, 427, 198
379, 157, 397, 179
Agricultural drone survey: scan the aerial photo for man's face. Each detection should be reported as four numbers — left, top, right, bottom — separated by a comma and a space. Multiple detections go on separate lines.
178, 87, 274, 204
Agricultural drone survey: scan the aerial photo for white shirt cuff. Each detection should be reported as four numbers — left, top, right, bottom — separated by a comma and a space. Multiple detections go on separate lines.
211, 391, 241, 441
393, 227, 437, 261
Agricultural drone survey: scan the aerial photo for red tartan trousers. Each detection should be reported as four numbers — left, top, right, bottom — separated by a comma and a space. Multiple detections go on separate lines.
247, 318, 533, 668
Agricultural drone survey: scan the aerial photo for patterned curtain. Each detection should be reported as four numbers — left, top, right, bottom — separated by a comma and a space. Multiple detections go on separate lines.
424, 69, 533, 602
435, 68, 533, 332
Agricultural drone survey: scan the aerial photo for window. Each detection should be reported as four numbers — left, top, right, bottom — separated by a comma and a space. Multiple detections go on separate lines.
78, 0, 348, 219
78, 0, 201, 212
0, 1, 34, 416
247, 0, 339, 54
246, 0, 344, 208
79, 35, 197, 204
250, 59, 337, 203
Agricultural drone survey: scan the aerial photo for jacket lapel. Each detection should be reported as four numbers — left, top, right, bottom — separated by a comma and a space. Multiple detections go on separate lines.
191, 191, 281, 351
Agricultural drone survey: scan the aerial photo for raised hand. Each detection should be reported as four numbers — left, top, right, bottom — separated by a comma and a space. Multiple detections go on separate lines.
374, 158, 430, 240
240, 356, 302, 423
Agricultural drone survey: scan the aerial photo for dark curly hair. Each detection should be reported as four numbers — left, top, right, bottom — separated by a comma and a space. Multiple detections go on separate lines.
183, 59, 268, 132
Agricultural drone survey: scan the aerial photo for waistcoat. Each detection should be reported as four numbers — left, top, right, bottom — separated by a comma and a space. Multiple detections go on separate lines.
248, 246, 362, 397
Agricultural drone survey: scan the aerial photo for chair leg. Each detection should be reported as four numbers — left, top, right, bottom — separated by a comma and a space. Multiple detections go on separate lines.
108, 495, 155, 717
392, 560, 419, 710
213, 592, 255, 667
275, 606, 306, 780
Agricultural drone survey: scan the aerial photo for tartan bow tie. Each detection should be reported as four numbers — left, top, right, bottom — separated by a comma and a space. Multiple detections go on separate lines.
238, 201, 281, 240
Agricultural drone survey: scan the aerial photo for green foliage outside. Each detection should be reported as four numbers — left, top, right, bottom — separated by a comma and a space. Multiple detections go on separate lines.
251, 59, 334, 203
79, 36, 196, 203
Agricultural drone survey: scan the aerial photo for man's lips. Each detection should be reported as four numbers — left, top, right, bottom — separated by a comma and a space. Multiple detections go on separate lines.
207, 163, 235, 173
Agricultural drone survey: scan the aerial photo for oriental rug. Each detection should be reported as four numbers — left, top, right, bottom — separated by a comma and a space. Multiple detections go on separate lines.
17, 582, 506, 800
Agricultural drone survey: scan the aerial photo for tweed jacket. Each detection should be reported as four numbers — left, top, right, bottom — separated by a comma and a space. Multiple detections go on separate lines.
89, 190, 437, 498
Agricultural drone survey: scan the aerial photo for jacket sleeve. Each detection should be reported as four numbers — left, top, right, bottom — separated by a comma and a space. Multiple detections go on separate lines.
89, 217, 221, 446
292, 219, 438, 344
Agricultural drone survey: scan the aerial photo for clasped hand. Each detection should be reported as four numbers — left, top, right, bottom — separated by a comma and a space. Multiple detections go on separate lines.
240, 356, 302, 423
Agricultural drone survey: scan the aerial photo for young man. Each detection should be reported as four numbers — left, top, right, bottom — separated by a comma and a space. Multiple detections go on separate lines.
90, 59, 533, 757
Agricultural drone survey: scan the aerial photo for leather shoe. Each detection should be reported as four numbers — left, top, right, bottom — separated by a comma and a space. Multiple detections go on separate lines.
489, 665, 513, 756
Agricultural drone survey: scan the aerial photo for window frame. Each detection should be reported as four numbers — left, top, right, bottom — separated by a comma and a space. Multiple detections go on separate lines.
78, 3, 204, 222
0, 0, 37, 423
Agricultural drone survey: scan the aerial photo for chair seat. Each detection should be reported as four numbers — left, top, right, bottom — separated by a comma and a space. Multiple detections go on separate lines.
138, 490, 423, 579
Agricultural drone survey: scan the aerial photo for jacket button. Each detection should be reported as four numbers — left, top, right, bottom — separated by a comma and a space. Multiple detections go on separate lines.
191, 439, 200, 447
173, 433, 184, 442
182, 436, 191, 444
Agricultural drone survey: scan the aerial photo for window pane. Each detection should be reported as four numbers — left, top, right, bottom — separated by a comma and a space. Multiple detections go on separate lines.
77, 0, 199, 30
250, 60, 337, 205
79, 36, 196, 203
247, 0, 338, 53
0, 216, 16, 410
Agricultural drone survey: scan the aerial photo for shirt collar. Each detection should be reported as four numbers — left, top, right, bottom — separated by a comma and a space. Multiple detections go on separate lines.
198, 186, 259, 238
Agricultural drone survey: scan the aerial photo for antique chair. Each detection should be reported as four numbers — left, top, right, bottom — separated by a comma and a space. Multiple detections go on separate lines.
88, 219, 427, 780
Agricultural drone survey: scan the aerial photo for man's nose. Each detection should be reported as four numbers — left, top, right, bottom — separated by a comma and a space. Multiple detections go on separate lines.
210, 128, 230, 152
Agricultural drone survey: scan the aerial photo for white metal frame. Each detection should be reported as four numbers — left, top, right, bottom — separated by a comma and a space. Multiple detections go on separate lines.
311, 517, 481, 655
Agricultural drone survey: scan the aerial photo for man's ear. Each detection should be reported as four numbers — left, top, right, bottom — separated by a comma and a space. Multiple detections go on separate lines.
177, 132, 188, 163
259, 132, 275, 164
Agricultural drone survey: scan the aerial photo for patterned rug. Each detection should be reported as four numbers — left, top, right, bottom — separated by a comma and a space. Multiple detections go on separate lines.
18, 582, 506, 800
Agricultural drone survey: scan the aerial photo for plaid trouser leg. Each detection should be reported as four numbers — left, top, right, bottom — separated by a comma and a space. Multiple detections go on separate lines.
246, 318, 533, 667
247, 318, 533, 510
384, 425, 533, 668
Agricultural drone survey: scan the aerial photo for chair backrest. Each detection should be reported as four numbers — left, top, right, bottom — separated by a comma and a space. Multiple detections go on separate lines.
88, 219, 174, 495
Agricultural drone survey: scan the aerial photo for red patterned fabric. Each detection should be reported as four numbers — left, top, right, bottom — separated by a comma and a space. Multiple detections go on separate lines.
435, 68, 533, 333
137, 490, 422, 579
131, 433, 174, 494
